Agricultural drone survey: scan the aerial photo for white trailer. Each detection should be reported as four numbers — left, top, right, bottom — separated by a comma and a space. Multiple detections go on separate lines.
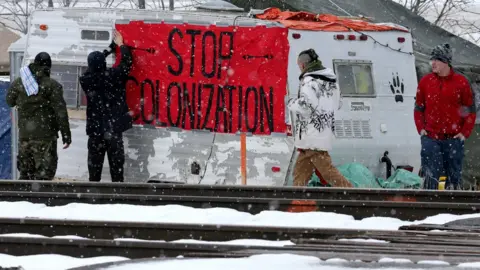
8, 3, 420, 185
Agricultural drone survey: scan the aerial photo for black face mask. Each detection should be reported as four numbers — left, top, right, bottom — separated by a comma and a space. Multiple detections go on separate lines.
42, 66, 51, 77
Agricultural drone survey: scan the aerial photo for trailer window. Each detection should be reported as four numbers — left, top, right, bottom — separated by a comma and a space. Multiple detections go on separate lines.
50, 65, 79, 107
334, 62, 375, 97
81, 30, 110, 41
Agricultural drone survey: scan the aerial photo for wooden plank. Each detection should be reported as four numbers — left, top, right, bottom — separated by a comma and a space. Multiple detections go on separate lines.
293, 239, 480, 254
228, 244, 480, 257
369, 230, 480, 238
358, 237, 480, 247
399, 224, 480, 233
352, 234, 480, 242
330, 231, 480, 242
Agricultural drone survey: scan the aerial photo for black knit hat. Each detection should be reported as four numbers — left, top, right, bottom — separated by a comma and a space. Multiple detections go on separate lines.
34, 52, 52, 68
87, 51, 106, 72
430, 43, 452, 65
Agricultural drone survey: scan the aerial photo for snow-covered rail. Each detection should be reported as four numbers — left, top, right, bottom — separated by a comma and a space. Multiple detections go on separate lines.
1, 224, 480, 266
1, 181, 480, 220
1, 180, 479, 203
1, 190, 480, 221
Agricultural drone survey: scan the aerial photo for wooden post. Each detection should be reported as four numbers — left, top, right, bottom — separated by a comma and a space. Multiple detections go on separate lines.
240, 132, 247, 185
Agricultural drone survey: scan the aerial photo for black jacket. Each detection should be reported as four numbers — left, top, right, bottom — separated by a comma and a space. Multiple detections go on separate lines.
79, 45, 133, 137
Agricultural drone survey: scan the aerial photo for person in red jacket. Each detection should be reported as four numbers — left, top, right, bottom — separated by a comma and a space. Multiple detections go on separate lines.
414, 43, 476, 190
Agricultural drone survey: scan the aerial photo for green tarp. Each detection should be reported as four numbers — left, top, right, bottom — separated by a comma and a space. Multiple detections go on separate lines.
308, 162, 422, 189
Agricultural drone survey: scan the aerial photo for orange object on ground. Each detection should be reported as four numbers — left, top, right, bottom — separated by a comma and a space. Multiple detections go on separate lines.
240, 133, 247, 185
286, 200, 318, 213
255, 7, 409, 33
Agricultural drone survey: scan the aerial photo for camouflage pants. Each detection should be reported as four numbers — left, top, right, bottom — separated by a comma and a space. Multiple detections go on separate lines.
17, 139, 58, 180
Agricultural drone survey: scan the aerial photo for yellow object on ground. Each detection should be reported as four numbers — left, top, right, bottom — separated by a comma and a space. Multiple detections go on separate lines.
438, 176, 447, 190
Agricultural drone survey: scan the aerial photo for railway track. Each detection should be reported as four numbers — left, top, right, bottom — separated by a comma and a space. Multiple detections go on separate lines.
3, 217, 478, 242
2, 182, 480, 267
0, 190, 479, 220
1, 181, 480, 220
1, 180, 479, 202
1, 218, 480, 266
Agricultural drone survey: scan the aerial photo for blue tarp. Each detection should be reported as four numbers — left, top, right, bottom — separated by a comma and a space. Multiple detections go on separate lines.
0, 80, 12, 179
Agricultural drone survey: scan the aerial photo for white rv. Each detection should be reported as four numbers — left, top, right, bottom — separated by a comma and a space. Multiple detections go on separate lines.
8, 3, 420, 185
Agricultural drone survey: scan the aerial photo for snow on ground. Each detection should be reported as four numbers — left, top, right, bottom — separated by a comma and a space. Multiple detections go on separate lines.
2, 201, 480, 231
2, 202, 480, 269
2, 253, 480, 270
0, 233, 295, 247
102, 254, 480, 270
96, 254, 444, 270
0, 253, 128, 270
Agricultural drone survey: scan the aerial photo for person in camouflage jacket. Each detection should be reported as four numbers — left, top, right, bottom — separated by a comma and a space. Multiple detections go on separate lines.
6, 52, 71, 180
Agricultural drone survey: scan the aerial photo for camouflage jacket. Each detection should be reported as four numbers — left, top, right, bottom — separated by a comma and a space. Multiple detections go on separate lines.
6, 63, 71, 144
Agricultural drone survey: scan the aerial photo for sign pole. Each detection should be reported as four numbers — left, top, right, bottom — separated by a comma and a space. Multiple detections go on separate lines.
240, 132, 247, 185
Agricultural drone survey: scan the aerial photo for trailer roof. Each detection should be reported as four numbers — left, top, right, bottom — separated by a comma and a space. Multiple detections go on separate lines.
28, 7, 278, 26
255, 7, 409, 33
277, 0, 480, 68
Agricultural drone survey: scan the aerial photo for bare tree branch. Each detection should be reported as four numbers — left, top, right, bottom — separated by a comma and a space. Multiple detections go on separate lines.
0, 0, 43, 33
398, 0, 432, 16
395, 0, 479, 44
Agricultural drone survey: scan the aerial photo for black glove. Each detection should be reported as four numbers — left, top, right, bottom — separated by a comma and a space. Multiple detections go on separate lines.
103, 41, 118, 57
109, 41, 118, 51
63, 135, 72, 146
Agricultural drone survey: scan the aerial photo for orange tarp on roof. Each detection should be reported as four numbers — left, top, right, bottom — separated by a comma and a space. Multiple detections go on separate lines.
255, 8, 409, 33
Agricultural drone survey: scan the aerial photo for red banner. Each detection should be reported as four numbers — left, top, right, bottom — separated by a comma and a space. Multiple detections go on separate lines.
115, 21, 289, 135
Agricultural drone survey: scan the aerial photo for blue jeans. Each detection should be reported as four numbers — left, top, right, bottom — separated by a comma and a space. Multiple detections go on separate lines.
420, 136, 465, 190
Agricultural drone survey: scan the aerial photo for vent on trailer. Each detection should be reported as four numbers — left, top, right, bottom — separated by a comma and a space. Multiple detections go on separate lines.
335, 120, 372, 139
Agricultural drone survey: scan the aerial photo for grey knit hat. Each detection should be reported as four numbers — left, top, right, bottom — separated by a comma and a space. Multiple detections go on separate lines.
430, 43, 452, 64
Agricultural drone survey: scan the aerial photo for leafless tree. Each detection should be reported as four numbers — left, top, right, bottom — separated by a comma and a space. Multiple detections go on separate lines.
397, 0, 431, 16
127, 0, 203, 10
0, 0, 47, 33
57, 0, 80, 6
396, 0, 479, 44
445, 3, 480, 43
0, 0, 126, 33
397, 0, 474, 25
96, 0, 130, 7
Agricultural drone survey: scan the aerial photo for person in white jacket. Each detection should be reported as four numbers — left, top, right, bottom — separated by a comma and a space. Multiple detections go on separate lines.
287, 49, 352, 187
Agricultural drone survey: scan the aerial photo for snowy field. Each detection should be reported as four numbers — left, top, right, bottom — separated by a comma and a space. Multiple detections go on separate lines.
2, 201, 480, 230
2, 253, 480, 270
2, 201, 480, 269
74, 254, 480, 270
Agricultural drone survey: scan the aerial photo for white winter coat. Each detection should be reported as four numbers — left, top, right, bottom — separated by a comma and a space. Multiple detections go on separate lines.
287, 68, 341, 152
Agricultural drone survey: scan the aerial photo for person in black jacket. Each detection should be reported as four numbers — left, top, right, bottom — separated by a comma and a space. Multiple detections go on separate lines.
79, 30, 133, 182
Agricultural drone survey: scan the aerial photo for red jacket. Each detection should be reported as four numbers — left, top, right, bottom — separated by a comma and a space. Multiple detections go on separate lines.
414, 69, 476, 139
